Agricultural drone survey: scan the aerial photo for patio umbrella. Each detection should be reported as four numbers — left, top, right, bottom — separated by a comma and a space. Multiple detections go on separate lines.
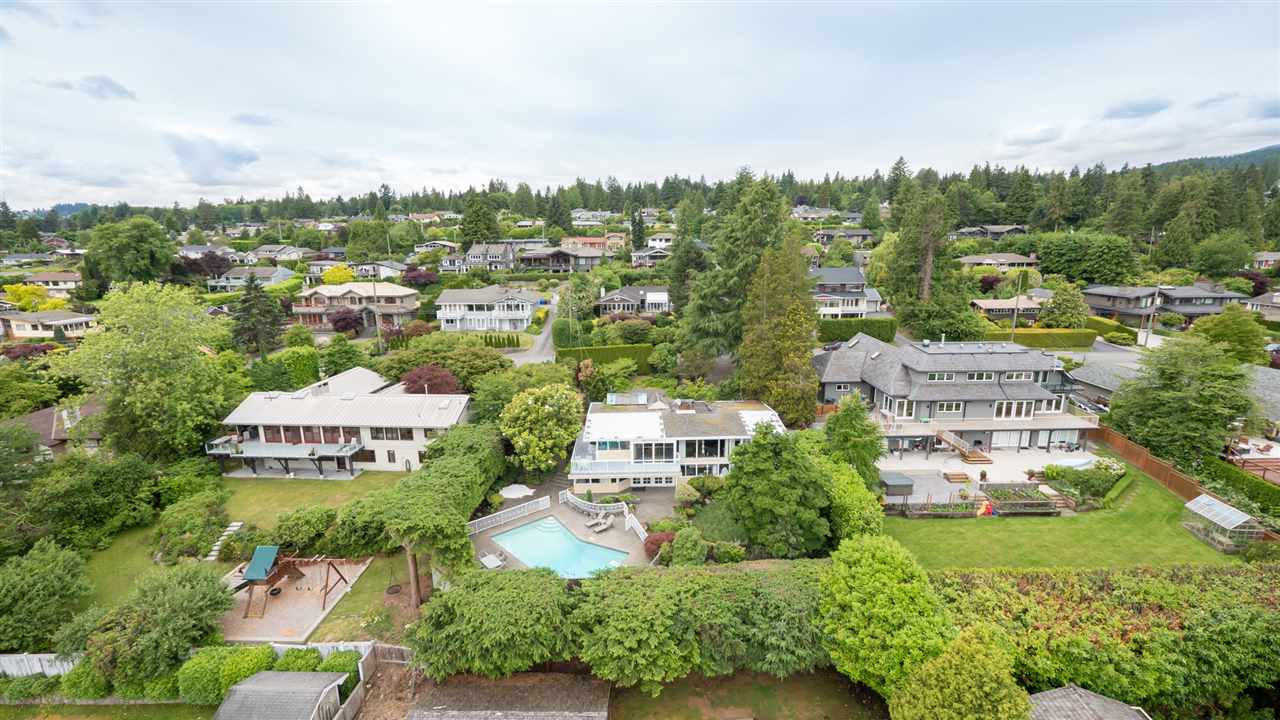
500, 483, 535, 500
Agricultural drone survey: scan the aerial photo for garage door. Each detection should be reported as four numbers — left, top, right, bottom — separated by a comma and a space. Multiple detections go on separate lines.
991, 431, 1022, 448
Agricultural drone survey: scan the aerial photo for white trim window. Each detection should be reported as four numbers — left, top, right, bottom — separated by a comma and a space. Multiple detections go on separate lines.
926, 372, 954, 382
1038, 395, 1064, 414
935, 401, 963, 414
967, 371, 995, 382
834, 383, 852, 392
994, 400, 1035, 419
894, 399, 916, 419
1003, 371, 1033, 382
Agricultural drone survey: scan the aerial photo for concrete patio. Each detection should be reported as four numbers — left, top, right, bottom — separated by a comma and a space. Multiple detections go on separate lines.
879, 446, 1103, 485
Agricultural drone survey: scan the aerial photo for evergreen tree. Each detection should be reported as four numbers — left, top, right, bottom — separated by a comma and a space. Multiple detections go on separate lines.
461, 194, 499, 243
675, 192, 705, 240
862, 189, 882, 232
886, 157, 911, 203
545, 194, 572, 233
824, 394, 884, 490
630, 208, 645, 251
739, 233, 817, 427
724, 424, 830, 558
1103, 172, 1149, 240
1003, 169, 1040, 225
0, 201, 14, 231
512, 183, 536, 217
231, 275, 284, 358
320, 333, 367, 376
1151, 205, 1199, 269
665, 236, 706, 313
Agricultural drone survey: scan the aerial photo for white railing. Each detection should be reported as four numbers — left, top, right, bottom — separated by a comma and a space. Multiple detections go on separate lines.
557, 489, 627, 514
466, 496, 550, 536
624, 511, 647, 542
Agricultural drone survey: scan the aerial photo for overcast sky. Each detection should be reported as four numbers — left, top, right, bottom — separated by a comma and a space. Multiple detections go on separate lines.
2, 1, 1278, 210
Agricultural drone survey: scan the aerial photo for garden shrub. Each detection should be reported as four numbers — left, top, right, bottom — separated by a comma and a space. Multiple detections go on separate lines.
407, 569, 575, 681
1198, 457, 1280, 518
273, 647, 322, 673
218, 526, 267, 562
272, 346, 321, 388
316, 650, 362, 699
818, 317, 899, 343
2, 673, 58, 700
1042, 459, 1126, 503
551, 318, 575, 348
150, 457, 223, 507
113, 676, 146, 699
888, 623, 1031, 720
1086, 316, 1137, 340
983, 327, 1097, 348
555, 344, 653, 373
219, 644, 277, 695
643, 531, 675, 560
670, 526, 708, 566
322, 490, 394, 557
1104, 330, 1136, 346
673, 483, 701, 505
178, 646, 236, 705
268, 506, 337, 556
1100, 474, 1133, 507
708, 541, 746, 564
150, 489, 229, 562
143, 673, 180, 700
60, 660, 110, 699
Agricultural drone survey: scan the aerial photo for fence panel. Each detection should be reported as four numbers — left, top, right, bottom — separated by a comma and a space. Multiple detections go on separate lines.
0, 653, 77, 678
373, 643, 412, 665
624, 511, 647, 542
466, 496, 550, 535
557, 490, 627, 514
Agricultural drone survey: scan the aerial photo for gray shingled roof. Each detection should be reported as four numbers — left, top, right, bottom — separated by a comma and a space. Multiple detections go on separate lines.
408, 673, 610, 720
1030, 684, 1147, 719
898, 340, 1060, 372
1067, 363, 1139, 394
598, 285, 668, 305
1159, 285, 1246, 299
810, 266, 866, 284
1083, 285, 1159, 298
957, 252, 1037, 264
214, 671, 347, 720
907, 382, 1056, 402
434, 285, 540, 305
1249, 365, 1280, 421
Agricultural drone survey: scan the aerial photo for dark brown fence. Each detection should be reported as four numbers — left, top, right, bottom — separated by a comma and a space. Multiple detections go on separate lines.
1232, 457, 1280, 486
1089, 427, 1279, 542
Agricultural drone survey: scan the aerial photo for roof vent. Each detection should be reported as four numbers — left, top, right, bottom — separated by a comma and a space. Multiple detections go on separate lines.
340, 393, 356, 401
922, 339, 930, 347
870, 352, 881, 360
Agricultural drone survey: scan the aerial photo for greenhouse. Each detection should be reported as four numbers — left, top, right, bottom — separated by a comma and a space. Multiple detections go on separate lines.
1182, 494, 1265, 553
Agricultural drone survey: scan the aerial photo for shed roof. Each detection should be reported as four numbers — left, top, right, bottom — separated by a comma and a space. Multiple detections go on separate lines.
214, 671, 347, 720
1185, 494, 1254, 530
1030, 683, 1149, 720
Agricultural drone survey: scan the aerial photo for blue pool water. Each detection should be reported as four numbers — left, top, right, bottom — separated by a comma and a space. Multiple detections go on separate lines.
492, 516, 629, 579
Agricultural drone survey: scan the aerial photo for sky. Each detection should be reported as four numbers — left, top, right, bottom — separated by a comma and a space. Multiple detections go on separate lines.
1, 1, 1278, 210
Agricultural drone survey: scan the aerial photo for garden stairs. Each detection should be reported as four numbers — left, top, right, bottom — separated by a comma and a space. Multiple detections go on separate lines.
935, 428, 992, 465
205, 520, 244, 562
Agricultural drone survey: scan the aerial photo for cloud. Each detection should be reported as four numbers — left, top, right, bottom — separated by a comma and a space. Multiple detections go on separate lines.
0, 25, 9, 45
164, 133, 259, 185
41, 74, 137, 100
1003, 126, 1062, 147
4, 147, 127, 188
1103, 98, 1172, 120
1194, 92, 1239, 110
0, 1, 56, 26
232, 113, 276, 127
1255, 98, 1280, 119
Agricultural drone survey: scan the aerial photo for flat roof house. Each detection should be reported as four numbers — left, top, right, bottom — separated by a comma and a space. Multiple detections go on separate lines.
254, 244, 316, 263
561, 235, 624, 253
293, 281, 420, 329
957, 252, 1039, 272
970, 294, 1044, 320
352, 260, 406, 280
810, 267, 885, 319
23, 271, 81, 298
207, 266, 295, 292
414, 240, 459, 255
646, 232, 675, 250
207, 366, 468, 476
813, 334, 1097, 453
1156, 284, 1246, 320
950, 224, 1028, 240
1083, 284, 1245, 325
568, 391, 785, 494
1, 253, 53, 266
596, 285, 670, 316
435, 285, 540, 332
0, 309, 98, 340
813, 228, 874, 246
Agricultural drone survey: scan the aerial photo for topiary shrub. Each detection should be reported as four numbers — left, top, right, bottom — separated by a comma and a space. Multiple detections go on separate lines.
177, 646, 237, 705
219, 644, 277, 695
670, 526, 708, 566
674, 482, 701, 506
316, 650, 362, 699
273, 647, 323, 672
1104, 330, 1136, 346
59, 660, 110, 699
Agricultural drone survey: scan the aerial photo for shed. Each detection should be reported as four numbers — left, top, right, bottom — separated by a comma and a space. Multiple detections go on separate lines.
881, 471, 915, 497
214, 670, 347, 720
408, 673, 611, 720
1182, 494, 1265, 553
1030, 683, 1151, 719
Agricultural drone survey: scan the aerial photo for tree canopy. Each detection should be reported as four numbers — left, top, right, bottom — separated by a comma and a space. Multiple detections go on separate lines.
723, 424, 830, 558
499, 384, 584, 472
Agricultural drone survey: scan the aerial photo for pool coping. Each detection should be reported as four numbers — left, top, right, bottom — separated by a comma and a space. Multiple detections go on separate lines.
470, 498, 648, 574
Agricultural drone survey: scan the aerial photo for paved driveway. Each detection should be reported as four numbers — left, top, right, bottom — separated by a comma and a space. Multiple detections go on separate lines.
511, 293, 557, 366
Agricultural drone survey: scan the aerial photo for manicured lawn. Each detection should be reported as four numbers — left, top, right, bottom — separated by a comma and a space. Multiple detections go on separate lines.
886, 456, 1235, 570
690, 500, 747, 544
0, 706, 213, 720
82, 527, 157, 609
308, 554, 412, 643
610, 671, 887, 720
223, 470, 405, 528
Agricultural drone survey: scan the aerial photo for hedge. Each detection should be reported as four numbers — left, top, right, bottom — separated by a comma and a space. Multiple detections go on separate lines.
1199, 457, 1280, 516
274, 647, 323, 672
983, 328, 1098, 348
1261, 318, 1280, 333
556, 344, 653, 374
1085, 316, 1137, 339
1100, 474, 1133, 508
316, 650, 362, 699
177, 646, 237, 705
818, 317, 899, 343
219, 645, 277, 695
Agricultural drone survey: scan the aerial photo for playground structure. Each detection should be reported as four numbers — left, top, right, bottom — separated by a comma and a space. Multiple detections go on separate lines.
233, 546, 351, 619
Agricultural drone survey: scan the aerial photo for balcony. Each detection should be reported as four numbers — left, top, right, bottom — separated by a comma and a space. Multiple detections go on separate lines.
205, 435, 363, 459
873, 410, 1098, 438
569, 458, 681, 477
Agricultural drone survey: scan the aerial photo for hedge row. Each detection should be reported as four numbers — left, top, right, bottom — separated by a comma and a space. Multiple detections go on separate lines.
983, 328, 1098, 348
1199, 457, 1280, 517
556, 344, 653, 374
817, 317, 899, 343
176, 645, 362, 705
1085, 316, 1137, 340
200, 276, 304, 307
1261, 318, 1280, 333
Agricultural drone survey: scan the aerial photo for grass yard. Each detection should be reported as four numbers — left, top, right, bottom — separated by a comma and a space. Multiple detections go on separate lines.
0, 706, 213, 720
610, 671, 887, 720
82, 527, 156, 609
308, 554, 412, 643
223, 470, 405, 528
886, 456, 1235, 570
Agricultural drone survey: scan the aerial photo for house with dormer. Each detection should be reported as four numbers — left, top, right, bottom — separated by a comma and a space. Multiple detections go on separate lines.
435, 285, 541, 331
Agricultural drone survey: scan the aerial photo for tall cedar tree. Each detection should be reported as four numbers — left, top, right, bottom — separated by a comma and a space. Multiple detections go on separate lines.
684, 177, 788, 356
824, 394, 885, 491
546, 194, 572, 233
665, 236, 706, 313
630, 208, 645, 250
461, 194, 499, 243
231, 275, 285, 358
723, 424, 830, 558
739, 232, 818, 427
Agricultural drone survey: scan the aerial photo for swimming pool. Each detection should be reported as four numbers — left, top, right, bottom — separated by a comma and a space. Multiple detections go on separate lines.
492, 516, 629, 579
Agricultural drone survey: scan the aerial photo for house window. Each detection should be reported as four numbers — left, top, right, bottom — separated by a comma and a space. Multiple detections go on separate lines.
399, 428, 415, 441
302, 426, 321, 443
967, 372, 995, 382
1039, 395, 1064, 413
342, 427, 361, 443
322, 426, 341, 444
283, 426, 302, 444
994, 401, 1035, 419
634, 442, 674, 462
351, 449, 376, 463
894, 399, 915, 419
926, 373, 954, 382
935, 402, 963, 414
834, 383, 852, 392
387, 449, 396, 464
263, 426, 282, 443
1003, 371, 1033, 382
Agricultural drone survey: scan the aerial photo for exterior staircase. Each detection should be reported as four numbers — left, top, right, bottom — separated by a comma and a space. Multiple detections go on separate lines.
935, 428, 992, 464
205, 521, 243, 562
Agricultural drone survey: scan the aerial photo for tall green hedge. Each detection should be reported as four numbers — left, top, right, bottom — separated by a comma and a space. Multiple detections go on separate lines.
556, 344, 653, 374
1085, 316, 1137, 339
1199, 457, 1280, 517
818, 317, 899, 343
982, 328, 1098, 348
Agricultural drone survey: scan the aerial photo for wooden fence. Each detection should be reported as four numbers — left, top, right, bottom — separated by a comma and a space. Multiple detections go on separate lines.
1090, 427, 1280, 542
1232, 457, 1280, 485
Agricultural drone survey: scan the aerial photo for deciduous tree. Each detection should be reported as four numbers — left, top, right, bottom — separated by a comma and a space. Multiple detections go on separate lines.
499, 384, 584, 472
0, 538, 90, 652
1037, 284, 1090, 329
321, 263, 355, 285
401, 364, 463, 394
1189, 302, 1268, 364
86, 216, 172, 283
824, 394, 885, 491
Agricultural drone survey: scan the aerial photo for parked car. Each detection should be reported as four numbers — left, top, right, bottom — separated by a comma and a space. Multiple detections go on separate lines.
1069, 395, 1109, 416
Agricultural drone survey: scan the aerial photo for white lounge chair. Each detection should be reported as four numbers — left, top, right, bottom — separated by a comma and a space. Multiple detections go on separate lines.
591, 516, 615, 534
586, 513, 609, 529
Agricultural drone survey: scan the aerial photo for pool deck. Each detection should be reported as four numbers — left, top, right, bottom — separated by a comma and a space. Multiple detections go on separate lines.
471, 487, 649, 574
